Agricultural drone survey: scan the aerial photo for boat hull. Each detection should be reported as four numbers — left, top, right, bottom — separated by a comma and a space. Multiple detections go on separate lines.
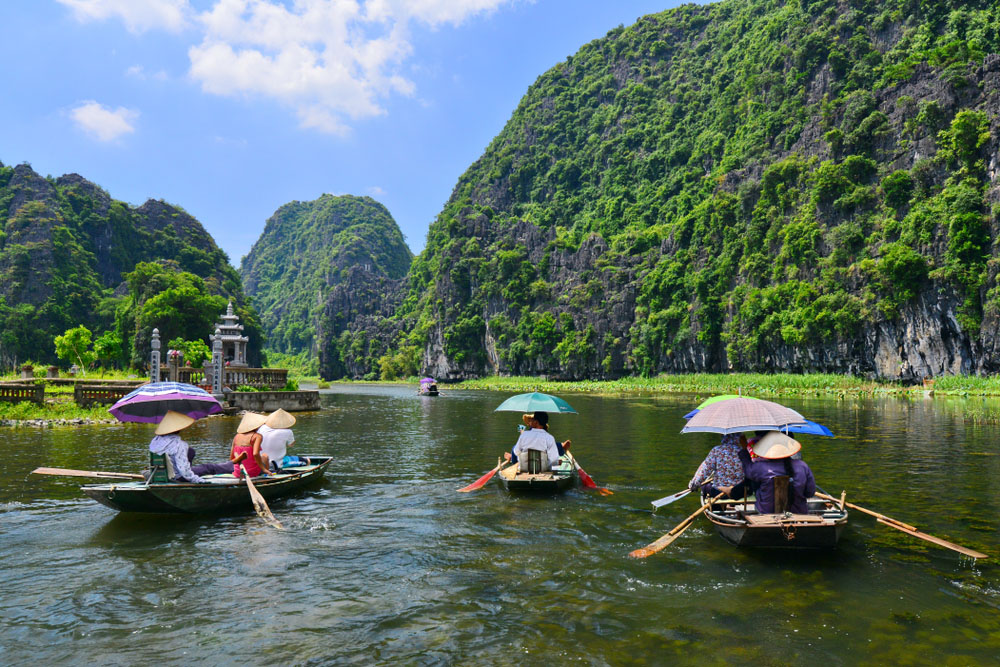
496, 456, 576, 493
80, 456, 332, 514
705, 498, 848, 549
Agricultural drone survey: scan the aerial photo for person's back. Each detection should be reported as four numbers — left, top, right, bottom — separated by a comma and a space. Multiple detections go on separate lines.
747, 457, 815, 513
745, 432, 816, 514
259, 424, 294, 466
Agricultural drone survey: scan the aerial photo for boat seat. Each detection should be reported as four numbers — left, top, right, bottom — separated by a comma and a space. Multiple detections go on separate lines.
746, 513, 826, 525
149, 452, 177, 483
519, 449, 550, 474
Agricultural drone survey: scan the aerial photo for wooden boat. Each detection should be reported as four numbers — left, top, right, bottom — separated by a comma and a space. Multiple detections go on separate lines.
497, 454, 576, 493
80, 456, 332, 514
705, 496, 849, 549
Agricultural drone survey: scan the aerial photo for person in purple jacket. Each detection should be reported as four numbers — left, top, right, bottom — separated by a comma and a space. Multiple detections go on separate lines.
745, 431, 816, 514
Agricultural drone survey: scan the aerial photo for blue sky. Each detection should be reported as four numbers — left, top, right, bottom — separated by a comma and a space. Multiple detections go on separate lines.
0, 1, 691, 265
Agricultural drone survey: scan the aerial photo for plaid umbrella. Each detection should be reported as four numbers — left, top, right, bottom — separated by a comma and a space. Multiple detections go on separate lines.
680, 397, 806, 434
109, 382, 222, 424
683, 395, 834, 436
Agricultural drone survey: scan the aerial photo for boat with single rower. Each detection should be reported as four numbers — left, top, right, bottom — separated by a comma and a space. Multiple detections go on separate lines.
496, 454, 576, 493
81, 456, 332, 514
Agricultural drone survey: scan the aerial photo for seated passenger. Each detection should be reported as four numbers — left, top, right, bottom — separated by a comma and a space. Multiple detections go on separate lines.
259, 408, 308, 471
689, 432, 747, 499
231, 412, 269, 478
505, 411, 570, 464
745, 431, 816, 514
504, 412, 560, 472
149, 410, 208, 483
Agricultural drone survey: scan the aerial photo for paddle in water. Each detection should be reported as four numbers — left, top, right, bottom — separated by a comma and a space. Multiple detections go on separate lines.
241, 464, 284, 530
566, 452, 612, 495
630, 492, 725, 558
457, 458, 503, 492
815, 492, 986, 559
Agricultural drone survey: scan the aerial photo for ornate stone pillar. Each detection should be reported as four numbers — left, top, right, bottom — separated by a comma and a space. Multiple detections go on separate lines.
212, 328, 223, 394
167, 350, 182, 382
150, 328, 161, 383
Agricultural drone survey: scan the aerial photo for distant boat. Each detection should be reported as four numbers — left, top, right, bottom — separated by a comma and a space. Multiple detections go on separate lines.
496, 454, 576, 493
418, 377, 439, 396
80, 456, 332, 514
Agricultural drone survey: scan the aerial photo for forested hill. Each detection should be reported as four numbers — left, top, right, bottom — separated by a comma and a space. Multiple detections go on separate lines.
0, 161, 261, 367
322, 0, 1000, 381
239, 194, 412, 356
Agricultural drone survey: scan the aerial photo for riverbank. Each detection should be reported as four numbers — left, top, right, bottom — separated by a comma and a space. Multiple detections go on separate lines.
453, 372, 1000, 396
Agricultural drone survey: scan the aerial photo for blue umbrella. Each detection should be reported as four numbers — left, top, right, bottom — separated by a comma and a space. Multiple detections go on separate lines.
494, 392, 578, 414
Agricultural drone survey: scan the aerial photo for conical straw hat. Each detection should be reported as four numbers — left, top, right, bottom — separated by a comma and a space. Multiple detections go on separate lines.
751, 431, 802, 459
155, 410, 196, 435
237, 411, 268, 433
265, 408, 296, 429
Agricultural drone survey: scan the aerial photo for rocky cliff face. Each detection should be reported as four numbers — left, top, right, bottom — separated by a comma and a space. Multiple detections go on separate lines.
240, 194, 412, 357
308, 0, 1000, 382
0, 161, 251, 366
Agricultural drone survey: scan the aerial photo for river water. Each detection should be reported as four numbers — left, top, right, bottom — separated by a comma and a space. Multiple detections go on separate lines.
1, 385, 997, 665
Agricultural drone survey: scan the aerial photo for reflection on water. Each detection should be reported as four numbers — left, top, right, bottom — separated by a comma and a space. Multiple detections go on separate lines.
1, 385, 998, 664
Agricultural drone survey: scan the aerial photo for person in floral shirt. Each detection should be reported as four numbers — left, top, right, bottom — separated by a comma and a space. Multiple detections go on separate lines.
688, 432, 748, 499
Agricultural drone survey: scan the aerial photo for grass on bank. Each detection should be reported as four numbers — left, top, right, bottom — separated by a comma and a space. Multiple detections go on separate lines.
453, 373, 1000, 397
0, 401, 115, 422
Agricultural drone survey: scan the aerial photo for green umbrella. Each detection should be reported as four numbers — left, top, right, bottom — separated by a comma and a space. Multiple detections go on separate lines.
493, 392, 578, 414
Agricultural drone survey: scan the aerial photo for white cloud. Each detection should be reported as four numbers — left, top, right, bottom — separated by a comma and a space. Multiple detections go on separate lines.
367, 185, 386, 196
56, 0, 191, 33
126, 65, 169, 81
60, 0, 518, 134
70, 101, 139, 141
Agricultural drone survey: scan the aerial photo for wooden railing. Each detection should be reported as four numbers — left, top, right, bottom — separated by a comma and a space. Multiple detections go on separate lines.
74, 384, 137, 408
0, 383, 44, 404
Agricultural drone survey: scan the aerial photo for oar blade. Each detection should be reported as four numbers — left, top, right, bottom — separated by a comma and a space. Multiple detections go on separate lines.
241, 465, 284, 530
629, 522, 693, 558
457, 466, 500, 492
651, 488, 691, 508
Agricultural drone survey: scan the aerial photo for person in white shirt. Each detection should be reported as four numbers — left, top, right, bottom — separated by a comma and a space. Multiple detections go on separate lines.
259, 409, 308, 470
504, 412, 560, 470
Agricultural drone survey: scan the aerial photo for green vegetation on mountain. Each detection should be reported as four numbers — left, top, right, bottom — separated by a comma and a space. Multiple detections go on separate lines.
327, 0, 1000, 381
0, 163, 262, 369
240, 194, 412, 358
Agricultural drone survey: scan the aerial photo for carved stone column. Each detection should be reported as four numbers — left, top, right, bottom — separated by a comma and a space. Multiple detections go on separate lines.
212, 328, 223, 394
150, 328, 161, 383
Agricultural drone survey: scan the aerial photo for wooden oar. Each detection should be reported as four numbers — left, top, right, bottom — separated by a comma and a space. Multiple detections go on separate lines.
815, 492, 986, 559
241, 464, 284, 530
32, 467, 144, 480
566, 452, 612, 495
630, 492, 725, 558
457, 457, 503, 492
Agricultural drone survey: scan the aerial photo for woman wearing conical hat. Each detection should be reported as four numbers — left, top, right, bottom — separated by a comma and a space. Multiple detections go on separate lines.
231, 412, 269, 479
149, 410, 208, 483
259, 409, 308, 471
744, 432, 816, 514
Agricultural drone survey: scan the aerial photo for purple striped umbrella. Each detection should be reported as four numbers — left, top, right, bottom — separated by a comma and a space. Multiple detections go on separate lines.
109, 382, 222, 424
680, 397, 806, 435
